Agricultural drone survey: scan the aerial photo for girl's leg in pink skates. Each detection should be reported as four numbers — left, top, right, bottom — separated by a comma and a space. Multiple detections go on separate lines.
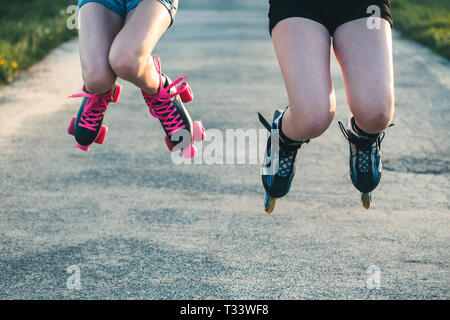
109, 0, 171, 95
78, 2, 123, 94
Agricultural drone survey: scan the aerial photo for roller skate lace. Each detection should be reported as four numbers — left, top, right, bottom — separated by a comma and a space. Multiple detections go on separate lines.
143, 56, 189, 136
338, 121, 386, 174
68, 90, 114, 131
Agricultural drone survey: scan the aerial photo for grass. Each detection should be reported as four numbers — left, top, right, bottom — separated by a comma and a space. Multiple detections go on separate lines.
0, 0, 77, 85
390, 0, 450, 59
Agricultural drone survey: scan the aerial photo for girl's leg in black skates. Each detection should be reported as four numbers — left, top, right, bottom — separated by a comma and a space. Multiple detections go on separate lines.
259, 108, 309, 214
260, 18, 336, 214
334, 18, 394, 208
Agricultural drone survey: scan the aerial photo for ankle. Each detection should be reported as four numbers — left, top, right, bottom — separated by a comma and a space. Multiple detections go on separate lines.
279, 114, 307, 144
142, 86, 159, 96
145, 73, 169, 95
351, 117, 380, 138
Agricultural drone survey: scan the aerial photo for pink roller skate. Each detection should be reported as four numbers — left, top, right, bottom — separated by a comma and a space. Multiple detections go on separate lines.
142, 56, 205, 158
67, 84, 122, 151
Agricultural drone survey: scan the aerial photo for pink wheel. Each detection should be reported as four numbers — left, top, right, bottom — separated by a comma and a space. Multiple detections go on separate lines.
179, 83, 193, 103
112, 84, 122, 103
67, 116, 76, 136
193, 121, 205, 142
75, 142, 90, 152
95, 125, 108, 144
164, 135, 175, 151
182, 144, 197, 159
165, 135, 181, 152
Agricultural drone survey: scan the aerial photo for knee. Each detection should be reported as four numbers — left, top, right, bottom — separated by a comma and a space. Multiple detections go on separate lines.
82, 65, 116, 94
289, 100, 335, 139
109, 45, 146, 82
351, 90, 394, 133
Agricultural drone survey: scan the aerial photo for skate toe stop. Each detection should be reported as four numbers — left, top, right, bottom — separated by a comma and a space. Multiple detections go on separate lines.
75, 142, 90, 152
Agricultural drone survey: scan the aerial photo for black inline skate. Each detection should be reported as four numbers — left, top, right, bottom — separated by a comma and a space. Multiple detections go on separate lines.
258, 106, 309, 214
338, 115, 392, 209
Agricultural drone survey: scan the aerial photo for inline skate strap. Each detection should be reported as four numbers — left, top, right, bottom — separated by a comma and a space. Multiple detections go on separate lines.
258, 112, 272, 131
259, 112, 309, 149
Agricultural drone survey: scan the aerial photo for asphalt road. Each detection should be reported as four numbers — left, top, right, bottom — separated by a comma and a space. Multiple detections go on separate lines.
0, 0, 448, 299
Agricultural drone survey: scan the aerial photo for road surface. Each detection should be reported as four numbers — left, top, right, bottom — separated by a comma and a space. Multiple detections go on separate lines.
0, 0, 448, 299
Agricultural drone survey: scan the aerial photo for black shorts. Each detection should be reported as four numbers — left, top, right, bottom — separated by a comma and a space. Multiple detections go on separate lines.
268, 0, 393, 36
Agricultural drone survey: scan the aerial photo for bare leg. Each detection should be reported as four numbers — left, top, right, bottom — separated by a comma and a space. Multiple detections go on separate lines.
109, 0, 171, 94
78, 2, 123, 94
272, 18, 336, 140
333, 18, 394, 134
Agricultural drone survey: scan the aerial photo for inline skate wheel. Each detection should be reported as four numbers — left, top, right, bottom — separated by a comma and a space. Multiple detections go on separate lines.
264, 193, 277, 215
361, 192, 371, 209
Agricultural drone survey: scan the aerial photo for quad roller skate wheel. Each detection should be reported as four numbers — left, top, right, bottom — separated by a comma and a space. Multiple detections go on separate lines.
165, 135, 175, 151
70, 118, 107, 151
165, 136, 197, 158
112, 84, 122, 103
75, 142, 90, 152
95, 125, 108, 144
264, 193, 277, 215
182, 144, 197, 159
361, 192, 372, 209
179, 83, 193, 103
164, 135, 181, 152
193, 121, 206, 142
67, 116, 76, 135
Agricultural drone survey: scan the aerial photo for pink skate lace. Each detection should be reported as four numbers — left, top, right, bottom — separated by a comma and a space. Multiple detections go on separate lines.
68, 87, 115, 131
142, 56, 189, 136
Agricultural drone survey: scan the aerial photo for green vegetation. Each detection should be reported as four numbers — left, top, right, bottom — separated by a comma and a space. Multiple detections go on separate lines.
0, 0, 77, 85
390, 0, 450, 59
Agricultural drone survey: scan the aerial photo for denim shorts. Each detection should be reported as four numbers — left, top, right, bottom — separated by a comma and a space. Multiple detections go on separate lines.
78, 0, 178, 25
